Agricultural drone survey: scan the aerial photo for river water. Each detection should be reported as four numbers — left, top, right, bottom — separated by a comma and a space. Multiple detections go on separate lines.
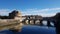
0, 25, 56, 34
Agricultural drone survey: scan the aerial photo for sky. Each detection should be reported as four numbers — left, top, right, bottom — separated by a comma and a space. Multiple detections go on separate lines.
0, 0, 60, 17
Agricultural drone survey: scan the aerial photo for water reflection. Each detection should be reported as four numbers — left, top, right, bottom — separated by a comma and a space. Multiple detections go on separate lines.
42, 21, 54, 27
42, 21, 47, 26
0, 25, 56, 34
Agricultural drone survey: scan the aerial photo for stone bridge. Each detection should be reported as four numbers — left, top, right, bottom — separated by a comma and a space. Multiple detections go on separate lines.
22, 15, 56, 27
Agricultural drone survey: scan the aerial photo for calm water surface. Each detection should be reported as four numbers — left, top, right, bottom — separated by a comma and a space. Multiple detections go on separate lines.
0, 25, 56, 34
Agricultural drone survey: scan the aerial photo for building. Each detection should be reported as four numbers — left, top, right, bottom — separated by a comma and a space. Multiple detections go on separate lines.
0, 10, 22, 20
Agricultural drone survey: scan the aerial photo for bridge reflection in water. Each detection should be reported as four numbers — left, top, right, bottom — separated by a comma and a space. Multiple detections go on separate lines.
0, 25, 56, 34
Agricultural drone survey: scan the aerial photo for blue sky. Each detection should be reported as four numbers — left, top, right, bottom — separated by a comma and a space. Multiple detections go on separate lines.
0, 0, 60, 17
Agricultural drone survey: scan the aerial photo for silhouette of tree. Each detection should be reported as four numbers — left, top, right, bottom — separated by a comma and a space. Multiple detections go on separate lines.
54, 12, 60, 34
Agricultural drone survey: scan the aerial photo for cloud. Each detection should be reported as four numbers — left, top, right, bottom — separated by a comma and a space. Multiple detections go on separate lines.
22, 12, 56, 17
0, 9, 23, 16
0, 9, 12, 16
39, 13, 56, 17
22, 8, 60, 17
23, 8, 60, 13
0, 8, 60, 17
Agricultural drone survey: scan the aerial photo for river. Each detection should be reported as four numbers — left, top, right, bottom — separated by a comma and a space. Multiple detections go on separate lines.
0, 25, 56, 34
